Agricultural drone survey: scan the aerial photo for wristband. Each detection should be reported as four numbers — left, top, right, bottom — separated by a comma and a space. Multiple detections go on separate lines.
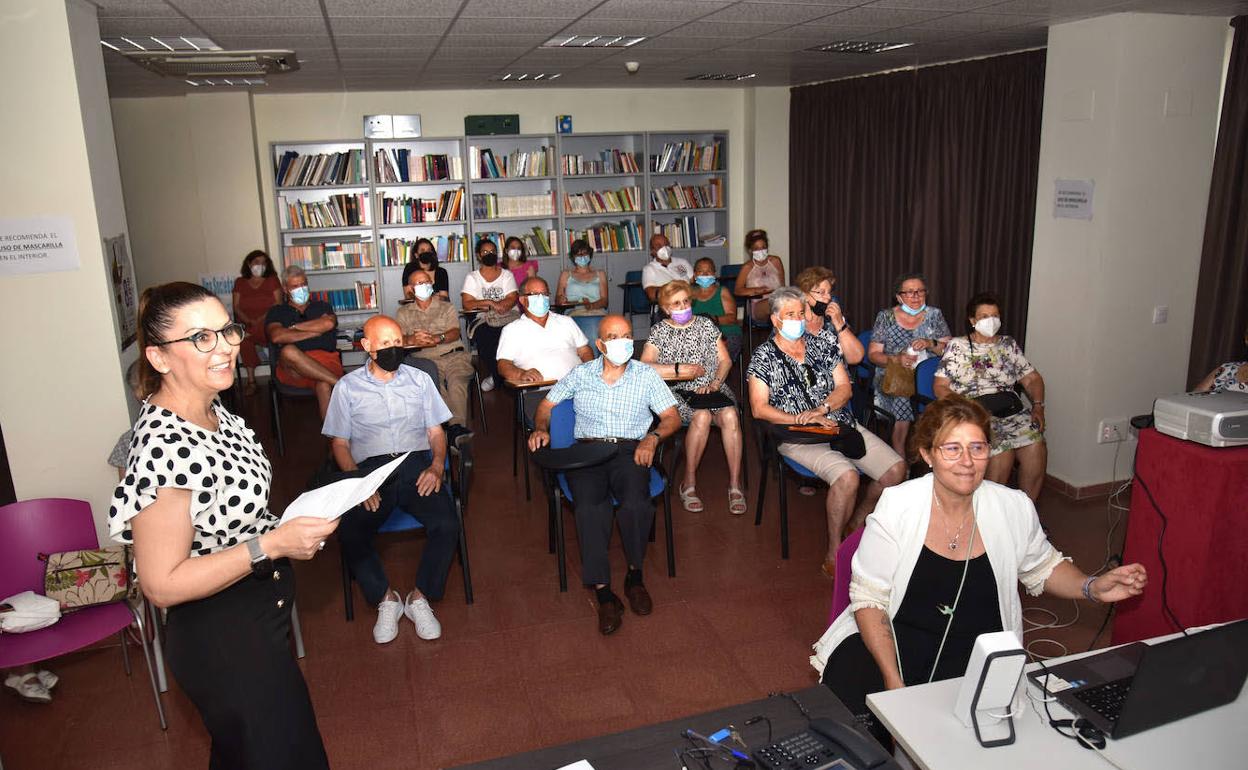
1032, 401, 1045, 408
836, 323, 849, 334
1082, 575, 1100, 603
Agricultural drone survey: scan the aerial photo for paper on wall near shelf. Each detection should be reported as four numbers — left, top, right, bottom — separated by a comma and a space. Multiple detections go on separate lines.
278, 452, 409, 525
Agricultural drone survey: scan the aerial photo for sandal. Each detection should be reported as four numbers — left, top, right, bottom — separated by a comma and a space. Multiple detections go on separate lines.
678, 484, 704, 513
728, 488, 747, 516
4, 673, 51, 704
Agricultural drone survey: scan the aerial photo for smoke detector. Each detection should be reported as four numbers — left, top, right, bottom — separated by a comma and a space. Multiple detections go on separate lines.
122, 49, 300, 78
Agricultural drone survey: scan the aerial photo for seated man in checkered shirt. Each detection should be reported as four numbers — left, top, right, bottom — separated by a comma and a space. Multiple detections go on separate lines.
528, 314, 681, 636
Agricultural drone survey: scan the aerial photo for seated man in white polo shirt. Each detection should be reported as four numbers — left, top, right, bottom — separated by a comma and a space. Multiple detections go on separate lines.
642, 233, 694, 304
497, 276, 594, 386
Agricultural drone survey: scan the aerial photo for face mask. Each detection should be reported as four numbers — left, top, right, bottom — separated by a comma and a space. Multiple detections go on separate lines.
656, 246, 672, 261
694, 275, 717, 289
507, 248, 522, 260
417, 252, 437, 268
573, 255, 591, 268
974, 317, 1001, 337
811, 299, 829, 316
670, 307, 693, 324
413, 283, 434, 301
779, 318, 805, 341
751, 249, 768, 262
372, 345, 404, 372
526, 294, 550, 317
602, 338, 634, 366
478, 251, 498, 267
290, 286, 310, 305
250, 264, 265, 278
900, 303, 927, 317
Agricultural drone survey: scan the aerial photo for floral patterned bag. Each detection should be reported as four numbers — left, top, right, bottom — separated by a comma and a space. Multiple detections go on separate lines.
38, 546, 134, 611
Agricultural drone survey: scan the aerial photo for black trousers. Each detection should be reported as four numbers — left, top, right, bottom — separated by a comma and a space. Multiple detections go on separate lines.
473, 323, 504, 379
335, 451, 460, 606
165, 559, 328, 770
565, 441, 653, 586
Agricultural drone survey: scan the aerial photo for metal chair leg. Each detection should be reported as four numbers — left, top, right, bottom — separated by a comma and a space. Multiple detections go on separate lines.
131, 603, 167, 730
779, 461, 791, 560
754, 450, 769, 525
119, 628, 131, 676
554, 486, 568, 592
663, 484, 676, 578
341, 540, 355, 621
148, 598, 168, 693
290, 603, 306, 659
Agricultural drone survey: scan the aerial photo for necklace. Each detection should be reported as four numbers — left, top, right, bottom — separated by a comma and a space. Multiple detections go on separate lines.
933, 492, 971, 551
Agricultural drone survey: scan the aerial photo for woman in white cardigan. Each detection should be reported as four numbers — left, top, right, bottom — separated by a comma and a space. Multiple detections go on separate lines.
813, 394, 1146, 738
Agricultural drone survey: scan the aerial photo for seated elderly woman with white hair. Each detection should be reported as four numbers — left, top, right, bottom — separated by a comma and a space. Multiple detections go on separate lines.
747, 287, 906, 578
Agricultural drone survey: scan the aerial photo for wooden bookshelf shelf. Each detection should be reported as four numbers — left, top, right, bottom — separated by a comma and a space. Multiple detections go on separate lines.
650, 206, 727, 215
276, 184, 370, 192
378, 220, 467, 228
375, 181, 463, 189
563, 210, 644, 221
279, 225, 372, 235
303, 267, 376, 276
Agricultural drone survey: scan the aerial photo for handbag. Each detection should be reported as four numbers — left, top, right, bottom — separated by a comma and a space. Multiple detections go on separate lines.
675, 389, 735, 410
39, 546, 134, 611
974, 391, 1026, 419
880, 360, 916, 397
769, 421, 867, 460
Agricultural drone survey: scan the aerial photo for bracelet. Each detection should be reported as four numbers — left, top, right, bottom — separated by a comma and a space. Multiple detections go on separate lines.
1082, 575, 1100, 603
675, 362, 681, 376
1032, 401, 1045, 407
836, 323, 849, 334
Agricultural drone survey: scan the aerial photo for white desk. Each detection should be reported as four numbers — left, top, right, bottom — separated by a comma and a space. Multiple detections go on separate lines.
867, 630, 1246, 770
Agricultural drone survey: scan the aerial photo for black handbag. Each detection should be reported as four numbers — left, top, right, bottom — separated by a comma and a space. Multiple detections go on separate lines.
974, 391, 1026, 419
769, 421, 867, 460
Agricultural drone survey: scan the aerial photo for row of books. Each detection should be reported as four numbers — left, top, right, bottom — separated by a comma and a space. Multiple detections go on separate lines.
650, 178, 724, 211
311, 282, 378, 312
649, 140, 723, 174
469, 146, 556, 179
564, 186, 642, 216
471, 192, 555, 220
475, 227, 557, 257
560, 150, 641, 176
379, 235, 469, 265
653, 216, 703, 250
284, 241, 375, 271
564, 219, 642, 254
279, 194, 368, 230
373, 149, 463, 184
379, 189, 464, 223
275, 150, 367, 188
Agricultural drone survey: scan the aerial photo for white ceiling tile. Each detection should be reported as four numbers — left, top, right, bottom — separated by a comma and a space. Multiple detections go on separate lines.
814, 6, 950, 28
681, 21, 789, 37
98, 17, 206, 36
441, 33, 550, 45
584, 0, 734, 21
333, 35, 443, 48
94, 1, 181, 18
555, 20, 688, 36
330, 17, 453, 35
211, 35, 333, 49
175, 0, 323, 16
903, 11, 1044, 32
702, 2, 842, 23
984, 0, 1132, 15
196, 17, 329, 36
449, 17, 580, 34
632, 36, 737, 50
324, 0, 464, 16
868, 0, 1004, 10
461, 0, 602, 17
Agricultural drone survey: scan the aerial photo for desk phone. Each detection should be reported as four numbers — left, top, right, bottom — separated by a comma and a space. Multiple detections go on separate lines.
752, 718, 895, 770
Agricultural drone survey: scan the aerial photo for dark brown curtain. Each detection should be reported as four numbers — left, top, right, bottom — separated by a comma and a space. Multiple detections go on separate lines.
790, 50, 1045, 343
1188, 16, 1248, 386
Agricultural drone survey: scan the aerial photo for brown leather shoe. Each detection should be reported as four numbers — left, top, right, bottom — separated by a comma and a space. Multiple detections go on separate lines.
597, 596, 624, 635
624, 582, 653, 616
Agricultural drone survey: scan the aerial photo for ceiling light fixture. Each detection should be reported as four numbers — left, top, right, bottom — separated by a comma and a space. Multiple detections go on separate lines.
183, 77, 267, 88
541, 35, 646, 48
807, 41, 913, 54
686, 72, 757, 82
490, 72, 562, 82
101, 36, 221, 53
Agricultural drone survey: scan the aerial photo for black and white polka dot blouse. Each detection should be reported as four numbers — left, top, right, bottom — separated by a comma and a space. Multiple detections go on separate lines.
109, 401, 275, 556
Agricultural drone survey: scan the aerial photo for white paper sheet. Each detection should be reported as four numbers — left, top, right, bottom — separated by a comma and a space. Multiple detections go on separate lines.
278, 453, 409, 525
554, 762, 596, 770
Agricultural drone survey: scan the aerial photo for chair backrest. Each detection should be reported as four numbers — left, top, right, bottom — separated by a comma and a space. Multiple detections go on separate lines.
915, 356, 939, 400
0, 499, 100, 595
624, 270, 651, 316
829, 526, 866, 623
718, 262, 742, 283
855, 329, 874, 382
549, 399, 577, 450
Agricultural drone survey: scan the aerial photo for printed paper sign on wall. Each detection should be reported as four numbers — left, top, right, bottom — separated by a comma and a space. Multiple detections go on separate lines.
0, 216, 80, 275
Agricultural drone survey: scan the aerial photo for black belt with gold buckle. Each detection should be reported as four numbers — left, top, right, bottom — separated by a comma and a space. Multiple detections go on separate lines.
577, 437, 638, 444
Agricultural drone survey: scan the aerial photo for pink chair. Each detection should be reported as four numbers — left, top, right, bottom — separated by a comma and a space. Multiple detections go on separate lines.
829, 526, 866, 623
0, 498, 165, 729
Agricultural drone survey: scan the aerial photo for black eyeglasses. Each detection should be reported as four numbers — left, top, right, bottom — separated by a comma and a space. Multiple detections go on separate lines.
155, 323, 246, 353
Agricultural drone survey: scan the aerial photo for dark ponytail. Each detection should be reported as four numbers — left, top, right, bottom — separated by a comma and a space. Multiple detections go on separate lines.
137, 282, 216, 399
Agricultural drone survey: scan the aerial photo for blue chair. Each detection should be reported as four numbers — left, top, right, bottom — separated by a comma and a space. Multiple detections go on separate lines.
718, 262, 742, 284
339, 442, 475, 619
535, 400, 674, 592
266, 344, 323, 457
912, 357, 940, 415
620, 269, 654, 327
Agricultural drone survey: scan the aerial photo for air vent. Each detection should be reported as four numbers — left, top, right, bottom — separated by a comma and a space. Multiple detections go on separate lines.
808, 41, 913, 54
542, 35, 647, 48
686, 73, 757, 82
489, 73, 562, 82
122, 50, 299, 78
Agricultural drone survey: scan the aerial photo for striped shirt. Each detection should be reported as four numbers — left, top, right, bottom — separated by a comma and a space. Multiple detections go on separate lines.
546, 358, 678, 440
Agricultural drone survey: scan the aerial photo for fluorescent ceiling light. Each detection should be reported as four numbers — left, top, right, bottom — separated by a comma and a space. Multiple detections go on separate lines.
686, 73, 757, 82
541, 35, 646, 48
101, 36, 221, 53
184, 77, 267, 88
490, 72, 562, 82
807, 41, 913, 54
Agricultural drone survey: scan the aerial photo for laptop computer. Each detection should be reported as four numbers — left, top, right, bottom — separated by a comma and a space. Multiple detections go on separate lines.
1026, 619, 1248, 739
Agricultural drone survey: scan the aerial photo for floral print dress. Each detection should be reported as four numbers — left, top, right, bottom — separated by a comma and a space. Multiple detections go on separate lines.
1210, 362, 1248, 393
870, 307, 950, 422
936, 335, 1043, 454
647, 316, 735, 424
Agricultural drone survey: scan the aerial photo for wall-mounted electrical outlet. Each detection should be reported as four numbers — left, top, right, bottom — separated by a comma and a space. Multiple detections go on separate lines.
1097, 418, 1129, 444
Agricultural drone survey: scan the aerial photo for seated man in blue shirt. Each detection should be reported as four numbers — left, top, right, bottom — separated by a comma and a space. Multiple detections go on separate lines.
528, 314, 681, 635
322, 315, 460, 645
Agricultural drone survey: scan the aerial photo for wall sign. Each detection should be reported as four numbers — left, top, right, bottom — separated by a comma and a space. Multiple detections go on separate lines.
106, 234, 138, 349
0, 216, 80, 275
1054, 179, 1094, 220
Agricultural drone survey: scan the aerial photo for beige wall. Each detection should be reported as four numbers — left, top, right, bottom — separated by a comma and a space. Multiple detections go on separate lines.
112, 86, 795, 291
1026, 13, 1227, 488
0, 0, 134, 537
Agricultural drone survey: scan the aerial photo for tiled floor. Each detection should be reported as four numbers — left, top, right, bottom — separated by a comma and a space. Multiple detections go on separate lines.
0, 379, 1127, 769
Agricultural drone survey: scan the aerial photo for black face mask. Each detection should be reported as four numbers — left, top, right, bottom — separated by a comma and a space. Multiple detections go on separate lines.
417, 252, 437, 270
811, 300, 829, 316
373, 346, 405, 372
478, 252, 498, 267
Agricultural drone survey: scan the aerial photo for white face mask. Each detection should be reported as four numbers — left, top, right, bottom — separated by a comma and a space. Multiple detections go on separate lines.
973, 317, 1001, 337
413, 283, 434, 301
507, 248, 522, 260
250, 264, 265, 277
751, 249, 768, 263
656, 246, 672, 261
602, 338, 634, 365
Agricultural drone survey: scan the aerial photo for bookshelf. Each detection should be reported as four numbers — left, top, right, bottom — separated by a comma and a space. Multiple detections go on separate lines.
270, 130, 729, 321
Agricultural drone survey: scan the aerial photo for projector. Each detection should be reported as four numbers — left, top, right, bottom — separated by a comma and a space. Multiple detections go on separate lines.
1153, 390, 1248, 447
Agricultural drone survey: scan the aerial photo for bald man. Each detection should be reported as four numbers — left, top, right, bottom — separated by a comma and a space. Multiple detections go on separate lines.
322, 315, 460, 645
528, 314, 681, 635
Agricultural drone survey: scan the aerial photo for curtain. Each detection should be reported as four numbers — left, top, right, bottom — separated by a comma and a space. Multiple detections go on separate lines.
1188, 17, 1248, 387
789, 50, 1045, 343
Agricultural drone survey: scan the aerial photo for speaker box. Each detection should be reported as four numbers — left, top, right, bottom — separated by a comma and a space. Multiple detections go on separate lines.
465, 114, 520, 136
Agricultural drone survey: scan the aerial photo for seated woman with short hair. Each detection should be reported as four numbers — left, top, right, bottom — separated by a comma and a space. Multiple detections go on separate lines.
1193, 324, 1247, 393
813, 394, 1147, 741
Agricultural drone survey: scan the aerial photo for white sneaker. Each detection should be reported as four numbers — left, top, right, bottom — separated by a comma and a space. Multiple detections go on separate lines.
37, 670, 58, 690
404, 592, 442, 640
372, 590, 404, 644
4, 673, 51, 704
480, 375, 495, 392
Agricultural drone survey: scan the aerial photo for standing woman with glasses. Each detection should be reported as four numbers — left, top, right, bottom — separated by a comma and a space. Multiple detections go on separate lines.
812, 394, 1147, 745
868, 273, 952, 458
109, 282, 339, 769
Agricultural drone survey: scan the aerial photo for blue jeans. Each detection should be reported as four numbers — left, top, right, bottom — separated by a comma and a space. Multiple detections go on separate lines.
571, 314, 603, 353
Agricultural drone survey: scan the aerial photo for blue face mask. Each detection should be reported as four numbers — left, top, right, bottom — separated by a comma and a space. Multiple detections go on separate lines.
573, 255, 591, 268
526, 294, 550, 318
290, 286, 310, 305
694, 275, 717, 289
900, 303, 927, 317
602, 338, 634, 365
779, 319, 805, 341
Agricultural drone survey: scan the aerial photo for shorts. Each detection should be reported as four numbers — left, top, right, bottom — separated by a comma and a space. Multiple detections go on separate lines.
778, 423, 902, 486
275, 348, 343, 388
